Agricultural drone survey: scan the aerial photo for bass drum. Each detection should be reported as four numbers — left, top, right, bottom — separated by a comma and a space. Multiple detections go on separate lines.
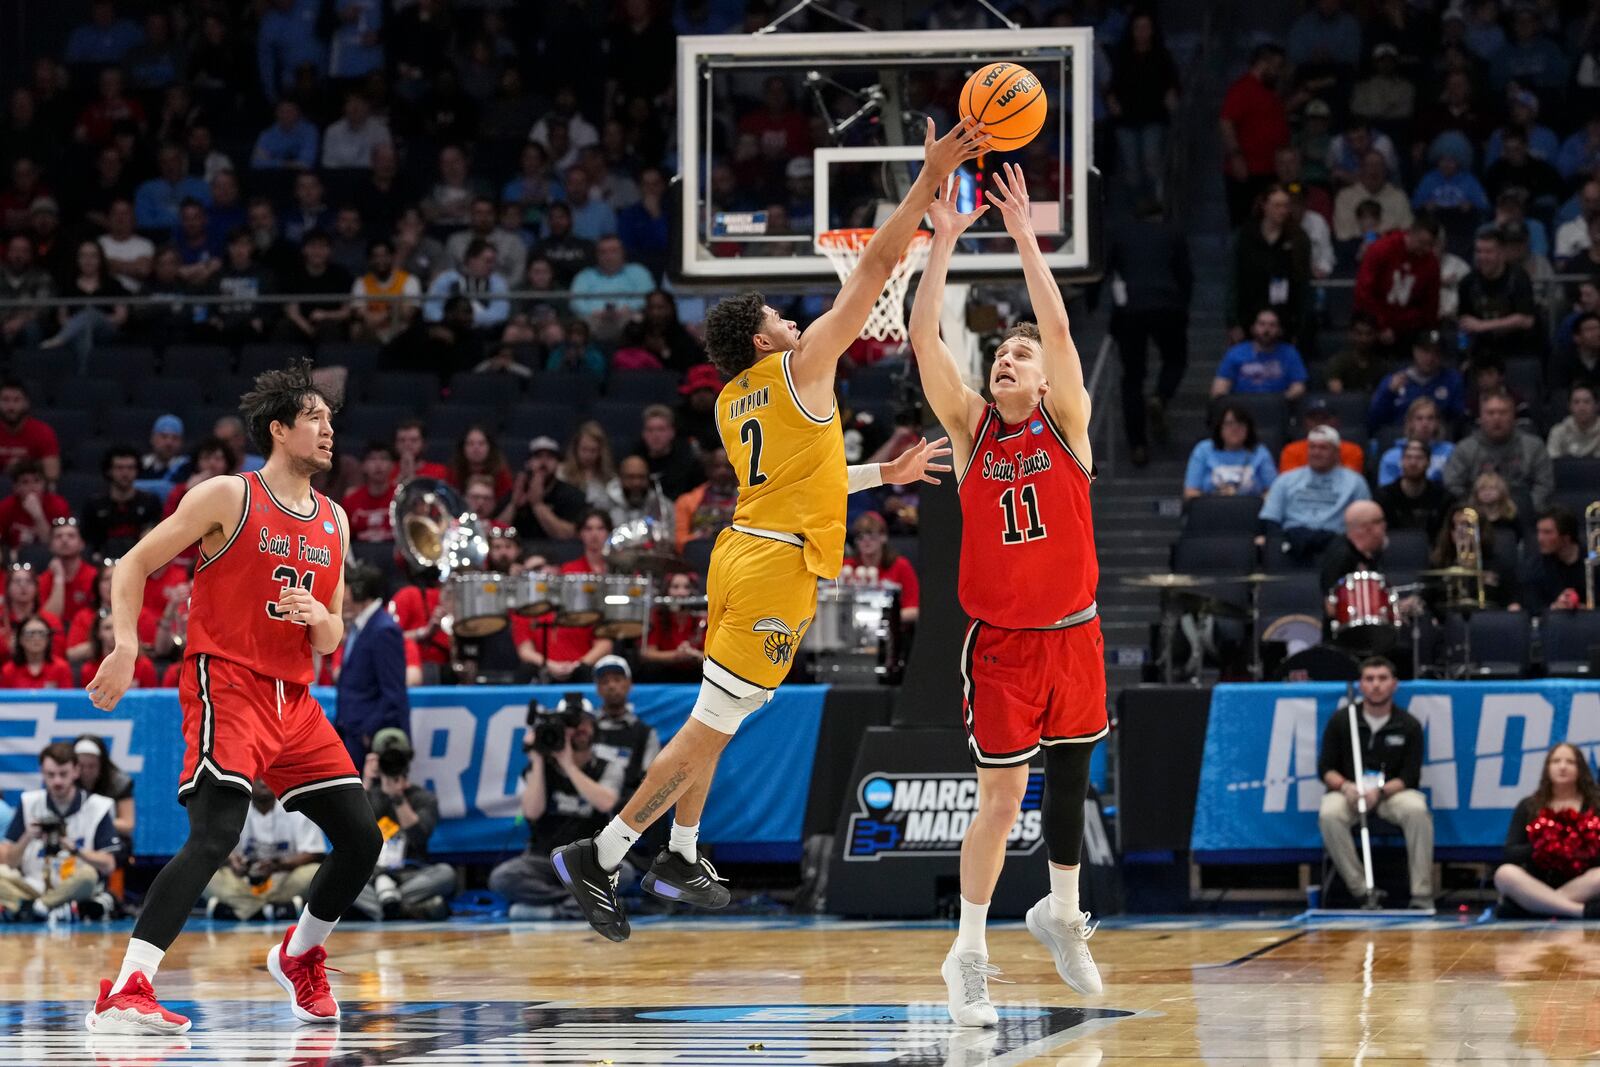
805, 583, 902, 684
447, 573, 509, 638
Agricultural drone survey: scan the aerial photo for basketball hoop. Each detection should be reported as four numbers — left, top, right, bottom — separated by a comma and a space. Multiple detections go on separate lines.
816, 228, 933, 343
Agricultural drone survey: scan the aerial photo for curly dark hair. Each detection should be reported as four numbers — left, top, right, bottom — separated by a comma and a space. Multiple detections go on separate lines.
238, 357, 342, 456
703, 291, 768, 378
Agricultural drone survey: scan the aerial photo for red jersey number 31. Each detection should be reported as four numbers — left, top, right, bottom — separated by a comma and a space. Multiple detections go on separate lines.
265, 566, 315, 623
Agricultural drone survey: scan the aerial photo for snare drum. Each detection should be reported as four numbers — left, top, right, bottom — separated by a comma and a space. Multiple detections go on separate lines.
594, 576, 654, 639
1327, 570, 1399, 652
505, 572, 556, 617
806, 582, 902, 682
447, 572, 509, 638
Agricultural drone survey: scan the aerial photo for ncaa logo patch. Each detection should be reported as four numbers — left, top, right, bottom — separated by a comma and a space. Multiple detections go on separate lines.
323, 520, 336, 534
1029, 419, 1044, 435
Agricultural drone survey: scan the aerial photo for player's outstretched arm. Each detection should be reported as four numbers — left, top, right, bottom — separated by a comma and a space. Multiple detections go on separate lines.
988, 162, 1089, 435
87, 475, 246, 711
790, 119, 990, 400
909, 175, 989, 460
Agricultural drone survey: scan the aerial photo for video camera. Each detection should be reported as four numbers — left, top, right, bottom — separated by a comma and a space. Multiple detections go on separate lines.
34, 812, 65, 853
524, 692, 590, 755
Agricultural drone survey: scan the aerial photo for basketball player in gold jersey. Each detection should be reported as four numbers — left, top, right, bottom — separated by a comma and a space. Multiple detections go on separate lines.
554, 118, 990, 939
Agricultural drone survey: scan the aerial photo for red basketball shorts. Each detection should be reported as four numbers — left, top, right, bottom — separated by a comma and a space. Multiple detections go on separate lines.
959, 617, 1108, 767
177, 652, 361, 810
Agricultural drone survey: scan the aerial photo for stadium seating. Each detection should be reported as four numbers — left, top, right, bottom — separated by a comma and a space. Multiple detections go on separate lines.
1542, 612, 1600, 676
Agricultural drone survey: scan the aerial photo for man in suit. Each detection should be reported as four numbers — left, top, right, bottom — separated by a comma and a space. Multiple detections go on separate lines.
335, 561, 410, 769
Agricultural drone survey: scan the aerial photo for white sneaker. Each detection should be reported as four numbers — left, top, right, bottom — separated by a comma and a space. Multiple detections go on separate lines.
1025, 900, 1103, 995
941, 950, 1005, 1027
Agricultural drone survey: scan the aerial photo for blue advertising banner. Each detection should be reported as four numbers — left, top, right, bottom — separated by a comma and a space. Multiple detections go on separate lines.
1191, 681, 1600, 856
0, 685, 827, 857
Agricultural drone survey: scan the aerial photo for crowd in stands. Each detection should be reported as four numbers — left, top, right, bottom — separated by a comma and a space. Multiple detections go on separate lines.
0, 0, 1001, 693
1178, 0, 1600, 677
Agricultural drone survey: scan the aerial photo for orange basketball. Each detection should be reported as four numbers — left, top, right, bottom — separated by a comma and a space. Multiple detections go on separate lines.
959, 61, 1048, 152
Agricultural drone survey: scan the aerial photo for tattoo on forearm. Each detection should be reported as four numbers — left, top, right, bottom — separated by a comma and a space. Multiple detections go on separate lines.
630, 765, 690, 827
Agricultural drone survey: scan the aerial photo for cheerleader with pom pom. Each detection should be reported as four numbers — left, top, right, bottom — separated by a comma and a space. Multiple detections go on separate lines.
1494, 743, 1600, 919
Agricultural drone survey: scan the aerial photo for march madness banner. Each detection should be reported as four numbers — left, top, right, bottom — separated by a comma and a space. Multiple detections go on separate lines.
1191, 681, 1600, 855
0, 685, 827, 857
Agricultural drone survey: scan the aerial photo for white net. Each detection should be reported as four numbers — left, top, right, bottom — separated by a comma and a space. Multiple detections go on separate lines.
816, 228, 933, 343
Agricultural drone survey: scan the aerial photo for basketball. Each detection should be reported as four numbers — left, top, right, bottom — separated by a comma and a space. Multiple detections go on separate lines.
959, 61, 1048, 151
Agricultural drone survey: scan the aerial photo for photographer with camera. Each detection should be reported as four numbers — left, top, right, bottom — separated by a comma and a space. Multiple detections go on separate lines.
352, 728, 454, 921
201, 779, 326, 921
0, 741, 121, 921
591, 656, 660, 796
489, 694, 633, 918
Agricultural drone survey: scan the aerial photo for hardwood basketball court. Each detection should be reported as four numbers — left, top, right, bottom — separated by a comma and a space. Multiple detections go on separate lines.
2, 915, 1591, 1064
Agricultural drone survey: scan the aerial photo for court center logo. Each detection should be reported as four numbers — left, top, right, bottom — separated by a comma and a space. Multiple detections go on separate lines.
846, 770, 1045, 860
753, 616, 810, 665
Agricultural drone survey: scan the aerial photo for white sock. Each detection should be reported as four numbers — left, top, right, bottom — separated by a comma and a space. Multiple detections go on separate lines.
595, 817, 641, 870
286, 908, 338, 956
1048, 864, 1082, 923
952, 896, 989, 957
114, 939, 165, 992
669, 821, 700, 863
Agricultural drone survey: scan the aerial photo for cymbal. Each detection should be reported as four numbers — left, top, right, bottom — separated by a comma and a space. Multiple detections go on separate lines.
1119, 573, 1225, 589
1236, 572, 1289, 584
1418, 566, 1482, 579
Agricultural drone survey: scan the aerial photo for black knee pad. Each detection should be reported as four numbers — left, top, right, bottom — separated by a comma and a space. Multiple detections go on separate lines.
185, 779, 251, 865
1042, 743, 1096, 866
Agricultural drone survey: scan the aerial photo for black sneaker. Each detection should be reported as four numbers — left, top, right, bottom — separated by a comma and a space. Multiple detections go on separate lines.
550, 837, 630, 942
641, 848, 731, 909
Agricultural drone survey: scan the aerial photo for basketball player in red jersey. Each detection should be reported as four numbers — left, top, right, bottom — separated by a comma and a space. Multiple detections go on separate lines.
83, 360, 380, 1034
909, 166, 1106, 1026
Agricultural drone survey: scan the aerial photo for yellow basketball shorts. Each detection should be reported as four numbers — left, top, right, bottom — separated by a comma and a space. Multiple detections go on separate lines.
703, 527, 820, 693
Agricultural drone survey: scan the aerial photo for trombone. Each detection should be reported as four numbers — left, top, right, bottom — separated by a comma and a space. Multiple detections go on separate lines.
1587, 502, 1599, 610
1453, 507, 1485, 609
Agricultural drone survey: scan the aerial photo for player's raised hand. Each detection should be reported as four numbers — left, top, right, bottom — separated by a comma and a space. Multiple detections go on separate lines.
86, 645, 137, 712
927, 174, 988, 238
882, 436, 955, 486
923, 117, 991, 180
989, 161, 1035, 240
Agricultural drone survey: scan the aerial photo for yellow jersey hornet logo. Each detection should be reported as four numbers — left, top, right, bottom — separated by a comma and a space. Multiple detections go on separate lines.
753, 616, 810, 665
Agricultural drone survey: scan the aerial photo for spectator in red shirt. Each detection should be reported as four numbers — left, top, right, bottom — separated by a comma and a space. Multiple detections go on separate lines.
1353, 212, 1442, 347
844, 511, 921, 623
447, 425, 514, 501
140, 559, 189, 631
65, 563, 115, 666
0, 379, 61, 481
389, 577, 450, 668
392, 418, 450, 487
514, 510, 616, 683
0, 460, 71, 548
81, 445, 163, 557
738, 76, 812, 162
1220, 43, 1292, 227
640, 570, 704, 682
343, 442, 398, 542
79, 612, 156, 690
1, 615, 73, 689
74, 67, 146, 147
0, 567, 63, 660
0, 158, 50, 235
38, 519, 96, 622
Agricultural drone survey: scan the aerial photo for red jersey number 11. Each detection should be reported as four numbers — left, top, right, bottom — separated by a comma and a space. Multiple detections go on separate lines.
999, 484, 1047, 545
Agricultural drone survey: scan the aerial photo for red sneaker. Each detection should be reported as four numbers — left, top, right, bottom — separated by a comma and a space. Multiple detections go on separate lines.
83, 973, 193, 1034
266, 925, 341, 1023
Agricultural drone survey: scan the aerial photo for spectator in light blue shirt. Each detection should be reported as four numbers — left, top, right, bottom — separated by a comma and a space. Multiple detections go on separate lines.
252, 101, 319, 170
1374, 397, 1453, 485
561, 167, 618, 243
258, 0, 326, 103
329, 0, 384, 80
1369, 332, 1466, 429
1184, 403, 1278, 500
133, 145, 211, 231
1488, 7, 1570, 94
571, 236, 655, 339
1211, 310, 1308, 399
1411, 154, 1490, 218
424, 240, 509, 332
64, 1, 144, 66
1483, 92, 1560, 167
1259, 427, 1372, 562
